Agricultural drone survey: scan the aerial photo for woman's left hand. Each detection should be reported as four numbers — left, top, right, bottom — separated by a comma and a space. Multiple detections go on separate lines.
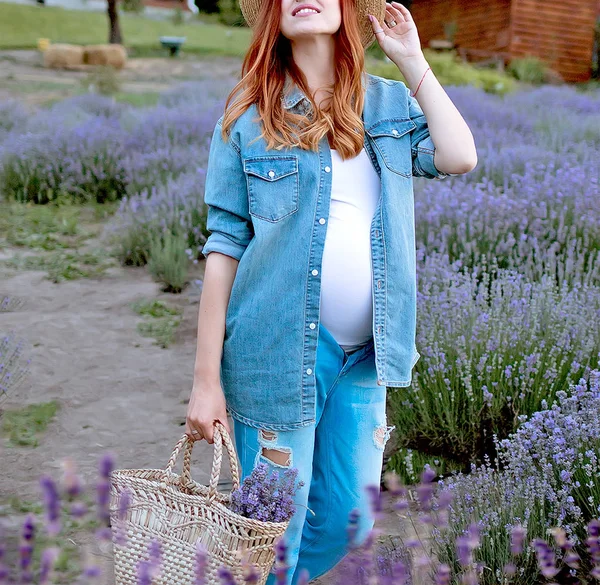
369, 2, 424, 64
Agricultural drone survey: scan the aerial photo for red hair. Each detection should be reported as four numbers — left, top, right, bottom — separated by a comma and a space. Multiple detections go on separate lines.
222, 0, 366, 159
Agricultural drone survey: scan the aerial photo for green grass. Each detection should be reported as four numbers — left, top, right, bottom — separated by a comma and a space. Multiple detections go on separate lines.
131, 298, 183, 348
3, 249, 117, 282
130, 298, 183, 318
0, 3, 252, 57
1, 400, 60, 447
0, 201, 90, 251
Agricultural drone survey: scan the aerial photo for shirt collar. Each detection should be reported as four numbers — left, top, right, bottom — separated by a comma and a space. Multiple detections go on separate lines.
282, 74, 309, 110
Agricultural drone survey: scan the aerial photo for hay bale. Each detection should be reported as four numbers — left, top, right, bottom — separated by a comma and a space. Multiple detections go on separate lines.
43, 44, 85, 69
83, 44, 127, 69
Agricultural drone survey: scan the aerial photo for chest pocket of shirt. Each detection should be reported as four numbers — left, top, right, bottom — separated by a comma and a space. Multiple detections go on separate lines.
365, 118, 416, 178
243, 155, 299, 223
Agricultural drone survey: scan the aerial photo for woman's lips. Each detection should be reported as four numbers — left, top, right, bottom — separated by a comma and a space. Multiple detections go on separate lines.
292, 4, 320, 16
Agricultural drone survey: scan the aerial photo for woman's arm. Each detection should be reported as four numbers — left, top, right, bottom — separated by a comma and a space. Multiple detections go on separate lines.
185, 252, 238, 444
400, 54, 478, 175
369, 1, 478, 175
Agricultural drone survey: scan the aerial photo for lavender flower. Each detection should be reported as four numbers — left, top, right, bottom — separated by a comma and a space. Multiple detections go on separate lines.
96, 452, 115, 541
194, 541, 207, 585
39, 474, 61, 536
38, 547, 60, 584
19, 513, 35, 584
230, 463, 303, 523
217, 566, 237, 585
510, 525, 526, 555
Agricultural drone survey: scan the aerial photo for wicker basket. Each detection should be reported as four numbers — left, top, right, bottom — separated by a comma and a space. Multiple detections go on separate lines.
109, 421, 290, 585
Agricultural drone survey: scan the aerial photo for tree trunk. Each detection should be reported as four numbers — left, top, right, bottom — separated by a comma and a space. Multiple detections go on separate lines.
107, 0, 123, 44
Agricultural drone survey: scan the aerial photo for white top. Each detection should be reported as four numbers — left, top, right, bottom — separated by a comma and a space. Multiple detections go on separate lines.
319, 147, 381, 351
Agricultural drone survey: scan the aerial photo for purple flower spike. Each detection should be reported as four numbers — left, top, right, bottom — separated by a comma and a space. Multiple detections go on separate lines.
435, 563, 451, 585
503, 562, 516, 577
99, 452, 115, 480
456, 535, 472, 567
96, 478, 111, 536
295, 568, 310, 585
416, 469, 436, 512
563, 550, 580, 569
82, 564, 102, 579
39, 547, 60, 584
242, 562, 261, 584
421, 467, 436, 484
382, 471, 406, 497
19, 513, 35, 582
392, 559, 409, 585
39, 474, 61, 536
532, 538, 559, 579
70, 501, 88, 518
346, 508, 360, 548
195, 541, 208, 585
510, 525, 526, 555
217, 566, 237, 585
61, 458, 83, 498
365, 484, 383, 515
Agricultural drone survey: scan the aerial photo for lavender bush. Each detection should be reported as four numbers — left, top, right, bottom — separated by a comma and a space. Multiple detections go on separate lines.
100, 169, 209, 266
0, 83, 225, 205
433, 370, 600, 584
389, 257, 600, 469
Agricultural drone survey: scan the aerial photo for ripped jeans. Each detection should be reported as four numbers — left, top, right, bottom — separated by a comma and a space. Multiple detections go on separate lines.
232, 323, 394, 585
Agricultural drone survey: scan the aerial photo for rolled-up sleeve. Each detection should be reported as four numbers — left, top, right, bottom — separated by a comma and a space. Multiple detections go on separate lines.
201, 118, 253, 261
406, 85, 451, 181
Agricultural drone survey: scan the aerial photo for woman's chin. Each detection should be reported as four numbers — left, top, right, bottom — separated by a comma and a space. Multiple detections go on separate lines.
285, 28, 338, 42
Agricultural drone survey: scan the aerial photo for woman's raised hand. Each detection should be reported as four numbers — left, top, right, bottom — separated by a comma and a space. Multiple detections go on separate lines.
369, 2, 424, 64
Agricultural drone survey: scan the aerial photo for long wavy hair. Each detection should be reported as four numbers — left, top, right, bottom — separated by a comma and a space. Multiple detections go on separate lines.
221, 0, 366, 159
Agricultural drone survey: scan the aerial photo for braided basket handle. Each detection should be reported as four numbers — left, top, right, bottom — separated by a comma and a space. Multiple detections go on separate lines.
164, 422, 241, 502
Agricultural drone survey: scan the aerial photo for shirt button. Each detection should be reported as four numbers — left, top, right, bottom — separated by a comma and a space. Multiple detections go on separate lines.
306, 368, 313, 375
324, 166, 331, 173
391, 129, 399, 136
268, 170, 275, 178
377, 280, 382, 289
309, 323, 316, 329
319, 218, 326, 225
311, 269, 319, 276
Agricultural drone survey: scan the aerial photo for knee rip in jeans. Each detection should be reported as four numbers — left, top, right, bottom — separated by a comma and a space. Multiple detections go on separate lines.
257, 429, 292, 468
374, 422, 396, 451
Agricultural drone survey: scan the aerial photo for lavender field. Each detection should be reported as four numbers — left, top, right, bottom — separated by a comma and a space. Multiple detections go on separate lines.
1, 78, 600, 584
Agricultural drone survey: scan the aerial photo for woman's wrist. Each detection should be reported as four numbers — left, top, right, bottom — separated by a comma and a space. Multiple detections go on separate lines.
394, 53, 431, 94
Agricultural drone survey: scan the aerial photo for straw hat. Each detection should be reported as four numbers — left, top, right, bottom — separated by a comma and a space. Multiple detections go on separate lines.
239, 0, 387, 48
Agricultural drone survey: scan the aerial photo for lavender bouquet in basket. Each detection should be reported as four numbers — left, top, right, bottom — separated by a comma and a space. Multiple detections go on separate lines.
229, 463, 305, 523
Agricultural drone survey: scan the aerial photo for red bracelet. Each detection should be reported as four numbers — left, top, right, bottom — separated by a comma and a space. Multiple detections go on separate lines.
409, 66, 431, 98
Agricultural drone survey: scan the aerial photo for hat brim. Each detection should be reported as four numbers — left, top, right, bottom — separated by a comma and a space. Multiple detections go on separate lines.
240, 0, 386, 48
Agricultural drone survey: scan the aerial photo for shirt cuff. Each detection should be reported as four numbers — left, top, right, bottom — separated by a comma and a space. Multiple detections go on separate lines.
414, 135, 451, 180
202, 233, 247, 261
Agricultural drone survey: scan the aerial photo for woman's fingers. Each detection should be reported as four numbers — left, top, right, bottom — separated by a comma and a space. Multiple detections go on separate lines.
369, 13, 390, 38
391, 1, 413, 19
185, 419, 204, 442
385, 3, 404, 23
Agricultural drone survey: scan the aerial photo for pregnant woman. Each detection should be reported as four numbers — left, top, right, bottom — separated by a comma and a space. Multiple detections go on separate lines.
185, 0, 477, 582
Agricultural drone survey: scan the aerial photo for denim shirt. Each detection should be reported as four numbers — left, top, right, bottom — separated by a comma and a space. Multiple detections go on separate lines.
202, 72, 451, 431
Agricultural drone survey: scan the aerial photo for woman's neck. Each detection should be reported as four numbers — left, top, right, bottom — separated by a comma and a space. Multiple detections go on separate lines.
290, 35, 336, 109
